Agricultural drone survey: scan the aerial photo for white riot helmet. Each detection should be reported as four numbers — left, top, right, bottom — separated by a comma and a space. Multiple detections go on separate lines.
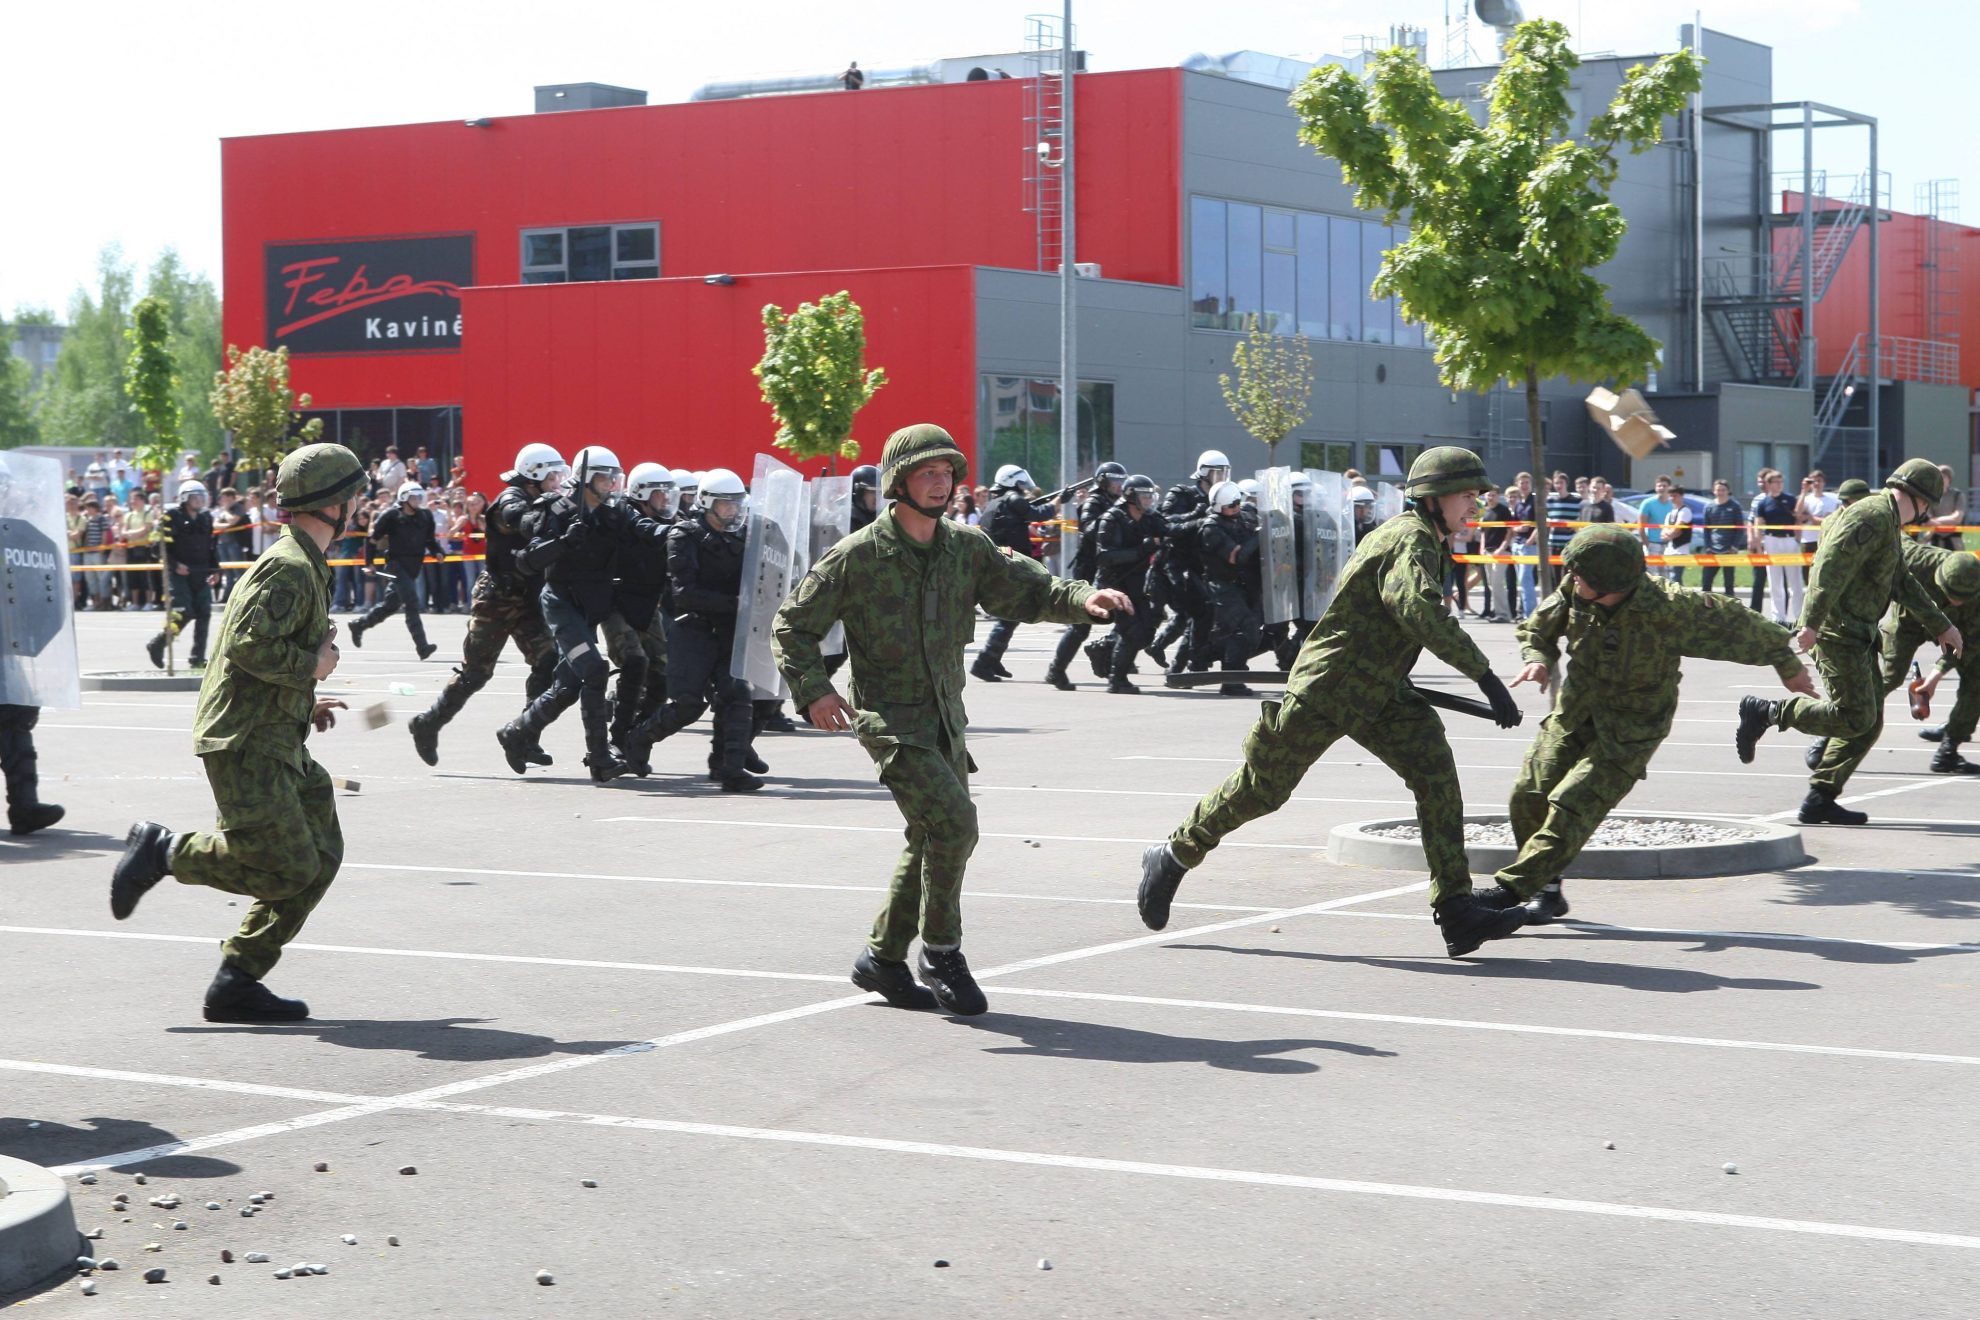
1209, 480, 1244, 512
177, 480, 208, 509
1194, 450, 1232, 482
1350, 486, 1377, 506
396, 481, 427, 506
627, 462, 675, 505
676, 470, 702, 514
1238, 478, 1261, 506
993, 464, 1033, 492
1290, 472, 1313, 504
700, 467, 747, 532
509, 442, 567, 486
572, 446, 624, 498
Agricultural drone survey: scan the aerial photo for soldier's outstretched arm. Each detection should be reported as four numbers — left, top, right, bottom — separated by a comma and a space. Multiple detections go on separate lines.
1515, 587, 1568, 671
1675, 589, 1810, 683
1891, 560, 1955, 646
974, 537, 1096, 626
228, 569, 324, 692
1377, 543, 1491, 681
772, 550, 847, 716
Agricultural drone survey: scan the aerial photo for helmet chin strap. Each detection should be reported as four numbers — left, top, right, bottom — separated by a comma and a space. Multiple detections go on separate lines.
1406, 495, 1449, 536
303, 502, 349, 538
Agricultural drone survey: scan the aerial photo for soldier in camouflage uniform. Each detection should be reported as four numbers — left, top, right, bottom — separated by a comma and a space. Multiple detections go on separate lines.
1882, 543, 1980, 773
407, 444, 567, 767
1137, 447, 1531, 958
110, 443, 367, 1023
773, 424, 1133, 1016
1738, 459, 1964, 824
1476, 526, 1813, 923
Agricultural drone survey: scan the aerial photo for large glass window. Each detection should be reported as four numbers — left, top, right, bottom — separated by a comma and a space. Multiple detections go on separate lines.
520, 222, 660, 283
1300, 441, 1356, 473
977, 377, 1116, 492
1188, 196, 1430, 350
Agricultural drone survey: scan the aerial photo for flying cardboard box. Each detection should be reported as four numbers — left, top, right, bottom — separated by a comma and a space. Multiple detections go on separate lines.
1585, 386, 1676, 460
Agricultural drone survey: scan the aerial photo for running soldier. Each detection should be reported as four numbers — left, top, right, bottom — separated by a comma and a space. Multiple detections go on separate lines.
603, 462, 676, 757
408, 444, 567, 767
1046, 460, 1125, 691
1737, 459, 1964, 823
145, 480, 218, 670
1137, 446, 1530, 958
348, 481, 443, 659
1476, 526, 1813, 922
1879, 542, 1980, 774
772, 424, 1132, 1015
110, 442, 367, 1022
971, 464, 1061, 682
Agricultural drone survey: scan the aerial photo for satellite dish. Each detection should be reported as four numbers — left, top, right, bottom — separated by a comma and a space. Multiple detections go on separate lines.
1474, 0, 1526, 26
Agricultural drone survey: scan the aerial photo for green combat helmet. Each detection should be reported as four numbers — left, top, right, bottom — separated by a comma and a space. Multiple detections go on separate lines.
276, 443, 367, 512
1560, 524, 1646, 595
879, 423, 969, 501
1835, 478, 1873, 505
1937, 552, 1980, 603
1885, 457, 1946, 508
1403, 446, 1489, 498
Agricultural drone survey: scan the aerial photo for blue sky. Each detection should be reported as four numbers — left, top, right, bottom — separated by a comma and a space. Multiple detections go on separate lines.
4, 0, 1963, 316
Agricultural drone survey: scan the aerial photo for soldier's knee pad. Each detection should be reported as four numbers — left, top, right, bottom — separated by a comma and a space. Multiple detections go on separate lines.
564, 640, 610, 687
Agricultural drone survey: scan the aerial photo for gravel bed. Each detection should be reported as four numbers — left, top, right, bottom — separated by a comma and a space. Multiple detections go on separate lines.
1363, 818, 1760, 848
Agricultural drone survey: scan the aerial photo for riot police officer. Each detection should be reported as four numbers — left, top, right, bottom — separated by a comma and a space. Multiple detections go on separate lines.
349, 481, 443, 659
498, 446, 671, 783
1047, 460, 1125, 690
1277, 472, 1319, 667
1149, 450, 1231, 673
604, 462, 676, 755
145, 480, 218, 669
408, 444, 567, 766
675, 471, 702, 520
621, 468, 766, 792
850, 463, 881, 532
1095, 474, 1166, 693
1199, 481, 1263, 695
971, 465, 1061, 683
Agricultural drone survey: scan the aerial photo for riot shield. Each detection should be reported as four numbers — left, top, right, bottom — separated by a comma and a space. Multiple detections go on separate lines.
1303, 470, 1350, 621
1255, 466, 1297, 625
807, 476, 852, 657
1376, 481, 1403, 524
0, 451, 80, 710
730, 453, 809, 700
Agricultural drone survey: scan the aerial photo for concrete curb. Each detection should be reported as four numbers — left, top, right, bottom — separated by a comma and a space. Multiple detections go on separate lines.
1327, 812, 1807, 880
81, 672, 203, 692
0, 1156, 80, 1296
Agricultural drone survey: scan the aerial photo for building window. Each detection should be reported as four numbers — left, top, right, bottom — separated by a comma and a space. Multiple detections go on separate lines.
1299, 441, 1357, 473
1189, 196, 1424, 347
1366, 440, 1424, 480
977, 376, 1115, 491
520, 222, 660, 284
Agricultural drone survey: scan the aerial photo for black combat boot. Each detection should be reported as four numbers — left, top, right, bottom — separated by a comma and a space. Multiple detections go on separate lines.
1798, 789, 1868, 826
2, 724, 63, 836
1473, 881, 1525, 911
579, 688, 628, 783
1433, 892, 1528, 957
969, 656, 1002, 682
1044, 666, 1076, 691
916, 947, 988, 1016
1735, 695, 1779, 763
497, 683, 578, 775
1918, 724, 1946, 742
111, 822, 176, 919
851, 949, 937, 1010
993, 661, 1015, 679
409, 680, 473, 766
145, 632, 167, 670
621, 699, 699, 778
8, 802, 64, 836
1084, 638, 1112, 678
1138, 843, 1188, 931
416, 641, 439, 661
607, 663, 646, 758
1931, 738, 1980, 775
758, 704, 800, 734
1108, 676, 1140, 694
1146, 642, 1169, 669
707, 750, 769, 779
1218, 681, 1258, 697
1525, 886, 1570, 924
203, 963, 310, 1023
347, 618, 366, 648
1805, 739, 1828, 772
1108, 640, 1140, 694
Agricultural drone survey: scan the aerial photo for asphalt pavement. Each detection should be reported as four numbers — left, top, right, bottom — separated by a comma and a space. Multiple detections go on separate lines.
3, 603, 1977, 1317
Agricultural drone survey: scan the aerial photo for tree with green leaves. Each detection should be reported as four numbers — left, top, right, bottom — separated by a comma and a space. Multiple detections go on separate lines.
1218, 315, 1315, 468
0, 322, 40, 450
208, 344, 322, 473
1293, 19, 1701, 588
38, 245, 141, 451
125, 295, 183, 474
754, 290, 887, 465
145, 249, 226, 455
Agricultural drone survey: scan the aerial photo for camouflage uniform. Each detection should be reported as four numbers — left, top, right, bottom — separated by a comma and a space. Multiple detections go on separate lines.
773, 435, 1095, 961
1776, 488, 1950, 793
169, 522, 342, 979
1497, 528, 1803, 896
1168, 502, 1493, 906
1881, 542, 1980, 745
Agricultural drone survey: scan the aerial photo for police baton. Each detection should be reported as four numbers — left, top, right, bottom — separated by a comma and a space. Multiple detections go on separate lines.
1043, 475, 1098, 506
1406, 682, 1499, 722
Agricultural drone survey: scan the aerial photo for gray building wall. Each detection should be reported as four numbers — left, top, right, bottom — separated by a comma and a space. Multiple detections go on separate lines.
1881, 381, 1968, 475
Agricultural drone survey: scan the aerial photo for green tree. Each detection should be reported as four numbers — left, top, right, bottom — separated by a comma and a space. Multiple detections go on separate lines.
208, 344, 322, 473
39, 245, 141, 451
0, 322, 40, 449
1219, 315, 1315, 468
145, 249, 226, 455
754, 290, 888, 464
1292, 19, 1701, 588
124, 296, 182, 474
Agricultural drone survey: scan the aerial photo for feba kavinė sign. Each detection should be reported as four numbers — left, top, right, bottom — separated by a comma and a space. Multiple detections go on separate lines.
265, 235, 474, 355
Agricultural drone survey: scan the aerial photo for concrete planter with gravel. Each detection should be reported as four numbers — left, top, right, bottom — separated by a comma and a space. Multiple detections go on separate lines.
1328, 812, 1805, 879
0, 1156, 80, 1295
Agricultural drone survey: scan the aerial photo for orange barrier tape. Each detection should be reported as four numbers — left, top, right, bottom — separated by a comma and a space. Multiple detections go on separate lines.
70, 554, 488, 573
1453, 552, 1816, 566
1469, 520, 1980, 533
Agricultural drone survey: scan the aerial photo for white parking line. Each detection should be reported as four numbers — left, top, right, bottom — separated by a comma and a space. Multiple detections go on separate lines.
1305, 912, 1980, 953
597, 815, 1326, 850
1118, 755, 1916, 782
1757, 777, 1961, 821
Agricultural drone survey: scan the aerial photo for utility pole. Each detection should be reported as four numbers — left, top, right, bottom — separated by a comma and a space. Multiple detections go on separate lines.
1058, 0, 1078, 499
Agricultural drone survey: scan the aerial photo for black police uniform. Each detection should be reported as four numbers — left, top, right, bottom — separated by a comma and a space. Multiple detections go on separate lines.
147, 503, 217, 666
1096, 501, 1168, 686
1, 705, 63, 835
1048, 485, 1119, 685
604, 506, 674, 748
353, 502, 444, 654
972, 488, 1059, 679
1199, 510, 1263, 678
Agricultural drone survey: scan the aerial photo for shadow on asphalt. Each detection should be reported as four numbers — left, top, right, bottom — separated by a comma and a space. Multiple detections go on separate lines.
1773, 868, 1980, 921
1165, 944, 1822, 993
0, 1114, 240, 1178
167, 1018, 638, 1063
0, 826, 126, 861
1530, 923, 1980, 964
947, 1012, 1397, 1074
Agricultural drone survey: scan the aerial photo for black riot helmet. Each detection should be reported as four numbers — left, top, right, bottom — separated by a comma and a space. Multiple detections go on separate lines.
851, 464, 880, 492
1094, 461, 1128, 494
1121, 474, 1158, 511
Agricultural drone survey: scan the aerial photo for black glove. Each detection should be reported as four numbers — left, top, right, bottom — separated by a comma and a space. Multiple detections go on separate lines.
561, 517, 593, 544
1476, 671, 1522, 729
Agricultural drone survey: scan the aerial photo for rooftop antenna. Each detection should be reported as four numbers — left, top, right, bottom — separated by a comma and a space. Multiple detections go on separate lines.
1442, 0, 1483, 67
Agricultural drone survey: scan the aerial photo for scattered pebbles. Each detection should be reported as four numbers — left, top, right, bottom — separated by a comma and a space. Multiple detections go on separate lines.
1365, 818, 1758, 848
